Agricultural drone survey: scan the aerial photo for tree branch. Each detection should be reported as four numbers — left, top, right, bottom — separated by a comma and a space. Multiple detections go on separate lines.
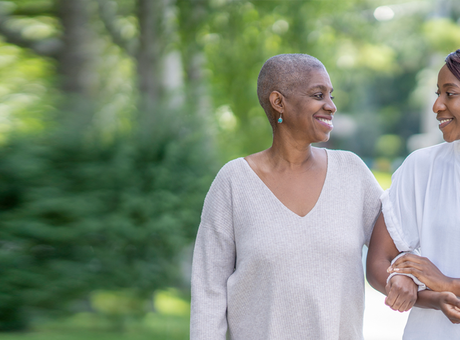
95, 0, 138, 56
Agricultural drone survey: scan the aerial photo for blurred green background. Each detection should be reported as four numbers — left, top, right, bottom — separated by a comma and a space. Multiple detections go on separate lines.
0, 0, 459, 338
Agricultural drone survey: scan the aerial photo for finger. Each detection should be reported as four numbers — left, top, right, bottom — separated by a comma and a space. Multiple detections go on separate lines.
447, 311, 460, 324
400, 297, 416, 312
387, 291, 405, 311
385, 292, 398, 310
452, 298, 460, 310
391, 267, 422, 278
392, 254, 420, 266
392, 260, 423, 270
445, 304, 460, 323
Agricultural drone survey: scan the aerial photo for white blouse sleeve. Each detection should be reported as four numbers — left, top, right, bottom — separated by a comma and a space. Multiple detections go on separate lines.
381, 152, 427, 252
190, 167, 236, 340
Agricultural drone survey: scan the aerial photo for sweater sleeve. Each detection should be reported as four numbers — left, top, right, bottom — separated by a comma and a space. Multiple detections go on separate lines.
345, 153, 383, 246
190, 165, 236, 340
362, 165, 383, 246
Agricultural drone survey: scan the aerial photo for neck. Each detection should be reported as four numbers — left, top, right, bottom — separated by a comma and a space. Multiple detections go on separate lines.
266, 133, 316, 170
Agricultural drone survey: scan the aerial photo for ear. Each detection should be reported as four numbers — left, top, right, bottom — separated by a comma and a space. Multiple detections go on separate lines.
269, 91, 284, 114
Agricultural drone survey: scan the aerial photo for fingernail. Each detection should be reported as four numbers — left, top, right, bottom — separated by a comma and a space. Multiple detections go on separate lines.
394, 268, 400, 272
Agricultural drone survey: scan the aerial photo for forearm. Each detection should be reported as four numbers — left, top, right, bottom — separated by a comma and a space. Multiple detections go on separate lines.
366, 213, 400, 295
443, 278, 460, 296
415, 290, 443, 310
366, 257, 391, 295
415, 289, 460, 324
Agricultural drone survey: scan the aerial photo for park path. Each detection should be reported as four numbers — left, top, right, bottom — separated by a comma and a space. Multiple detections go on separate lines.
363, 282, 409, 340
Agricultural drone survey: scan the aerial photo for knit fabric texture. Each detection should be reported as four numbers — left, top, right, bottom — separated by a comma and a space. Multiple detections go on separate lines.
190, 149, 382, 340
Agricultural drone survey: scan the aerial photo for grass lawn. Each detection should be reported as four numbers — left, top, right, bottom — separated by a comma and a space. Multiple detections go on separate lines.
0, 314, 189, 340
372, 170, 392, 190
0, 289, 190, 340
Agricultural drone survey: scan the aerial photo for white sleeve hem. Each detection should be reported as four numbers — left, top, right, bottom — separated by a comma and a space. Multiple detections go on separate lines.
386, 252, 427, 291
380, 189, 412, 252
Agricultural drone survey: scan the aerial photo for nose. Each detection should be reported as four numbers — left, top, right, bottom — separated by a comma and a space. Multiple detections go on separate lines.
432, 95, 446, 114
325, 97, 337, 114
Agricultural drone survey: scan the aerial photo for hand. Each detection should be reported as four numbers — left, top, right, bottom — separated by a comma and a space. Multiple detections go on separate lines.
437, 291, 460, 324
385, 275, 418, 312
388, 254, 451, 292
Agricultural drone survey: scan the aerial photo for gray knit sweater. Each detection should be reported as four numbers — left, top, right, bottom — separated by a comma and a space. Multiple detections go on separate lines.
190, 149, 382, 340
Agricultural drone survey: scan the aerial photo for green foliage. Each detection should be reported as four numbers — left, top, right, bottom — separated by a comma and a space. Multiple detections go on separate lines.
372, 170, 392, 190
0, 113, 216, 330
0, 41, 55, 138
424, 18, 460, 54
375, 134, 403, 158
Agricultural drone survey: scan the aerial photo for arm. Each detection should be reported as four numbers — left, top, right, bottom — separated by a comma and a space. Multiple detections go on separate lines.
366, 213, 418, 312
387, 252, 460, 324
415, 290, 460, 324
190, 168, 236, 340
368, 215, 460, 322
389, 254, 460, 296
190, 225, 235, 340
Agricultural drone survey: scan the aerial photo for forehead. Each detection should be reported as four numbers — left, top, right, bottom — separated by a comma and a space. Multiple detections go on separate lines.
296, 68, 332, 90
438, 64, 460, 87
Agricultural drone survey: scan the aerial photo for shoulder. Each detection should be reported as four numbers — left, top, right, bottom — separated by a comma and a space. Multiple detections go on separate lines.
326, 149, 369, 171
395, 142, 448, 175
326, 149, 382, 193
404, 142, 446, 163
207, 158, 247, 195
214, 158, 246, 182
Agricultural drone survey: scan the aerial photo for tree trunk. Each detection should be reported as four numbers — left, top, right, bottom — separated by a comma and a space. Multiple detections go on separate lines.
57, 0, 94, 98
136, 0, 163, 120
56, 0, 97, 131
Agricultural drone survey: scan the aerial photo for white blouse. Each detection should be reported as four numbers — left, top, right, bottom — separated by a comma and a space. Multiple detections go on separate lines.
381, 140, 460, 339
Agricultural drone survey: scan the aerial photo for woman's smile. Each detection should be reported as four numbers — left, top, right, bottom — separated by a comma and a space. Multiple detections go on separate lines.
314, 115, 334, 129
438, 117, 453, 129
433, 64, 460, 142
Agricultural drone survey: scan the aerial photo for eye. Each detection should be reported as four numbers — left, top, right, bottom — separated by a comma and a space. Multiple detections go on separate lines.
435, 91, 440, 97
446, 92, 456, 97
330, 95, 335, 100
313, 93, 324, 99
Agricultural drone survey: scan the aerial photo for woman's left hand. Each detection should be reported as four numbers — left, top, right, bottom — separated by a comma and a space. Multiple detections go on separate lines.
388, 254, 452, 292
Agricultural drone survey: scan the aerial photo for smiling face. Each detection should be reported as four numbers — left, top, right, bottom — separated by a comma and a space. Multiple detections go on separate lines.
433, 64, 460, 143
282, 68, 337, 143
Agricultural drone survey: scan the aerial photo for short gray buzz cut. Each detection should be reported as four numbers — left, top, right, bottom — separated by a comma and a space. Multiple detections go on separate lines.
257, 54, 325, 126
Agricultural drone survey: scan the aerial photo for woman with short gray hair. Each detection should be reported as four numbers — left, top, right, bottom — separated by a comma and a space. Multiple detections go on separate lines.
191, 54, 382, 340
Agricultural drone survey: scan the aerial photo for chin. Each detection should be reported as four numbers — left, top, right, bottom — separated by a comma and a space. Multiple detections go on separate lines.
442, 135, 460, 143
320, 134, 331, 143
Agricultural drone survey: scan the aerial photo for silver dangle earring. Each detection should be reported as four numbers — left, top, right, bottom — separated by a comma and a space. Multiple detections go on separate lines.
277, 113, 283, 123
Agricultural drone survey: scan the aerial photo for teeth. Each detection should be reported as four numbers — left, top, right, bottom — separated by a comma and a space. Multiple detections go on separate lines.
439, 119, 453, 125
317, 118, 333, 126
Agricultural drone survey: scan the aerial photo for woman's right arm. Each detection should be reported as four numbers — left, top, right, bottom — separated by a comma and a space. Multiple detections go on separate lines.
190, 169, 236, 340
190, 224, 235, 339
366, 213, 418, 312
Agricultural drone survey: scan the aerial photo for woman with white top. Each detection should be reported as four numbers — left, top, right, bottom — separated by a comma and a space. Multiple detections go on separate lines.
366, 49, 460, 339
190, 54, 382, 340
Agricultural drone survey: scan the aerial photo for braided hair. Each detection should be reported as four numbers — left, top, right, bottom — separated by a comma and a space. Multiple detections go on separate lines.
445, 49, 460, 81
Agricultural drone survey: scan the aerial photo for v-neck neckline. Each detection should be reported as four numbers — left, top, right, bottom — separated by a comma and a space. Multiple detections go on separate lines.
240, 149, 330, 219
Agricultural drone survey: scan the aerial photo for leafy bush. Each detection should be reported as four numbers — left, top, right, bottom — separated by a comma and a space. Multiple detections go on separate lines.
0, 115, 216, 331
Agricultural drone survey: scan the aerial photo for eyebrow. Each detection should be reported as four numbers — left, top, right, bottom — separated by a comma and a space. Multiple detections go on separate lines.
441, 82, 460, 88
308, 85, 334, 92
